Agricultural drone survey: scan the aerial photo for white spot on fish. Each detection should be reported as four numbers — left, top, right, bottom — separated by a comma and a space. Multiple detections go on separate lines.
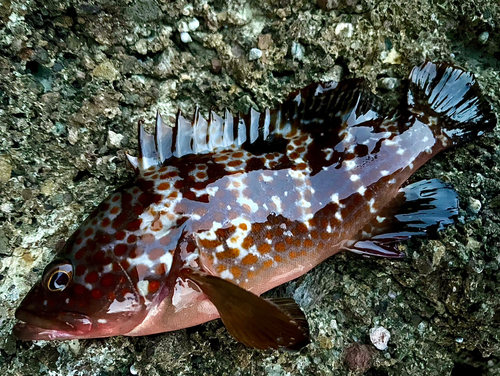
220, 270, 234, 280
345, 159, 356, 170
271, 196, 283, 212
137, 280, 149, 297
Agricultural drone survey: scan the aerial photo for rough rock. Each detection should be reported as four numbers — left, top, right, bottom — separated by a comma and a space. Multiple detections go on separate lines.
0, 0, 499, 375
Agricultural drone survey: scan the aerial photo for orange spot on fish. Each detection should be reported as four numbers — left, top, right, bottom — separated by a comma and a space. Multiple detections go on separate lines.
84, 228, 93, 237
217, 248, 239, 259
148, 280, 161, 294
216, 265, 226, 273
230, 266, 241, 278
242, 254, 258, 265
228, 160, 242, 167
258, 243, 271, 254
157, 182, 170, 190
263, 260, 273, 268
275, 242, 286, 252
91, 289, 103, 299
242, 236, 254, 249
199, 238, 221, 248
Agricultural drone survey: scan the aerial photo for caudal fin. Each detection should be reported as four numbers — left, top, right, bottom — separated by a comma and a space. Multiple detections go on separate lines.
407, 61, 496, 144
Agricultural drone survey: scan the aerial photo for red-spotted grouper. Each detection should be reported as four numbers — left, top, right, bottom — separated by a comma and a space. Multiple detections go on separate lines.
14, 62, 497, 350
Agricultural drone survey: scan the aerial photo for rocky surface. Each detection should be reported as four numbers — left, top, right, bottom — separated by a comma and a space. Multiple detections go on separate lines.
0, 0, 499, 375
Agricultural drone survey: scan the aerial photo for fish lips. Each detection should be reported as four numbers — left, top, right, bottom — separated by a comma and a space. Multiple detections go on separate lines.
14, 307, 93, 341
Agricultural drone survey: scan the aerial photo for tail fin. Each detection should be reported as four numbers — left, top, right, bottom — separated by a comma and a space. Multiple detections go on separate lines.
407, 61, 496, 144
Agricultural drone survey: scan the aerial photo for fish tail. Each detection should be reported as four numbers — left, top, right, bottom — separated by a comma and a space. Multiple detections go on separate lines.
407, 61, 497, 145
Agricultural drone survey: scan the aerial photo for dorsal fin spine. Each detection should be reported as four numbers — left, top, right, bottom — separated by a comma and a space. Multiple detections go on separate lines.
249, 108, 260, 143
263, 109, 271, 140
174, 111, 194, 158
223, 109, 234, 147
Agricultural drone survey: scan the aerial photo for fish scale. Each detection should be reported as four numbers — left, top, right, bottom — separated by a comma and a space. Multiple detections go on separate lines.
14, 62, 497, 349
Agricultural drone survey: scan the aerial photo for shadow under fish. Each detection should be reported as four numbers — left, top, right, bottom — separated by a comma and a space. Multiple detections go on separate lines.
13, 62, 497, 350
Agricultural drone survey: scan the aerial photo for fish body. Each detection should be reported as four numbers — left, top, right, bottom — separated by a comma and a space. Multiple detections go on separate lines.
14, 62, 497, 348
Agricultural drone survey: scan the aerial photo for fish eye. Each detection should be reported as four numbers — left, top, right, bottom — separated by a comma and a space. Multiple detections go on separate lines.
42, 260, 73, 292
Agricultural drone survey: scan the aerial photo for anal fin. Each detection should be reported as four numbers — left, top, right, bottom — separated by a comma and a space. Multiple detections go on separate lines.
186, 272, 310, 351
345, 179, 459, 258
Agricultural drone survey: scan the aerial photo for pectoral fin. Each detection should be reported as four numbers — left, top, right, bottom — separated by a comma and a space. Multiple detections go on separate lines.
186, 272, 309, 351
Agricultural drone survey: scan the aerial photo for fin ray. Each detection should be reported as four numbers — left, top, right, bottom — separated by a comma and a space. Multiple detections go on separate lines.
345, 179, 459, 258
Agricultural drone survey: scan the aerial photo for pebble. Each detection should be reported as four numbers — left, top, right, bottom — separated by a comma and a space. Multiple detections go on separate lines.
92, 61, 120, 81
379, 77, 401, 90
335, 23, 354, 38
467, 197, 482, 216
369, 326, 390, 350
291, 41, 305, 61
249, 48, 262, 61
0, 154, 12, 183
180, 32, 192, 43
478, 31, 489, 44
107, 130, 124, 148
188, 18, 200, 31
382, 48, 402, 64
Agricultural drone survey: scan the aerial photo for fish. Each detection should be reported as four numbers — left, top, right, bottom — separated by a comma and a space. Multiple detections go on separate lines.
13, 62, 497, 350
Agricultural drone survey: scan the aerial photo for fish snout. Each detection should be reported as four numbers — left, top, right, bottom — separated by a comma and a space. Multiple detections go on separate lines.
14, 307, 92, 340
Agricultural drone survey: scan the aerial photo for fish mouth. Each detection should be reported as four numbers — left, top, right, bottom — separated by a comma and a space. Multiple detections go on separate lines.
14, 307, 93, 341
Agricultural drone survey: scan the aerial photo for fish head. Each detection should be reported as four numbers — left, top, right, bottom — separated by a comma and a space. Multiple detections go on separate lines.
13, 182, 164, 341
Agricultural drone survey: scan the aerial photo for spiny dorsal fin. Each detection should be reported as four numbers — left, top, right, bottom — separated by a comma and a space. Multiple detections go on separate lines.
126, 105, 295, 172
125, 80, 386, 172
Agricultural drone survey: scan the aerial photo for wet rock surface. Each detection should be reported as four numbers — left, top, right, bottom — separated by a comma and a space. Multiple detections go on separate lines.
0, 0, 499, 375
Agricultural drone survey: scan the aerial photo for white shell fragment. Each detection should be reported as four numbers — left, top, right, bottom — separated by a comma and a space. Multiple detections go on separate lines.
370, 326, 391, 350
249, 48, 263, 61
180, 32, 192, 43
188, 18, 200, 31
291, 41, 305, 61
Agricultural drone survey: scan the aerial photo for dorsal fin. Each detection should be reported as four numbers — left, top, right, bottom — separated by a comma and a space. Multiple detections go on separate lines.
126, 106, 291, 172
125, 79, 386, 172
